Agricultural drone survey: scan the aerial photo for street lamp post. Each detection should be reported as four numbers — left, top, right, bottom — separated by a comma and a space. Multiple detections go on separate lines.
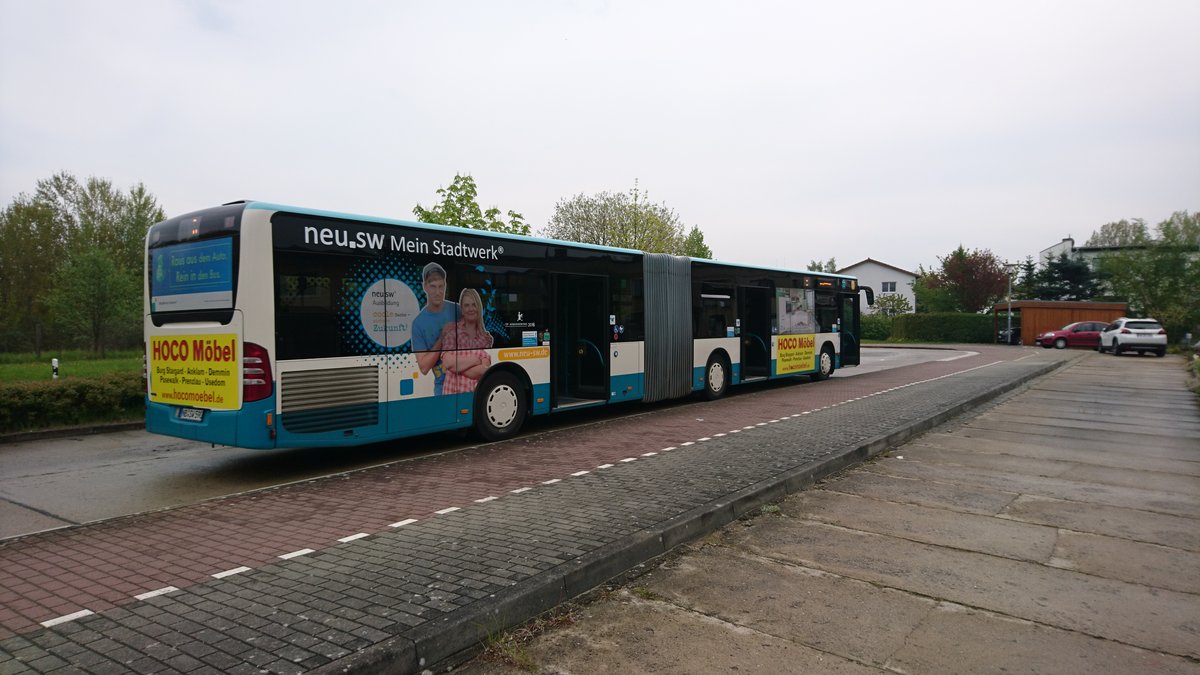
1005, 263, 1017, 344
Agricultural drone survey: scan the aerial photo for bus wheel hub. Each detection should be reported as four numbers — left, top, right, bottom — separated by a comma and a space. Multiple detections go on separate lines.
487, 385, 518, 427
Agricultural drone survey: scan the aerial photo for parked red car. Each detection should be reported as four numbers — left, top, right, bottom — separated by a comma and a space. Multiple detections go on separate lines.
1036, 321, 1108, 349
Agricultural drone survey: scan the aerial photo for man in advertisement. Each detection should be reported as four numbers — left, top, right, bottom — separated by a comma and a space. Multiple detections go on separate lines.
411, 262, 459, 396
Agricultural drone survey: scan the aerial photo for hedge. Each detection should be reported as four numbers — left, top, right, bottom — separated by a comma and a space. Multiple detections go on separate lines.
861, 314, 893, 341
890, 313, 994, 343
0, 372, 144, 434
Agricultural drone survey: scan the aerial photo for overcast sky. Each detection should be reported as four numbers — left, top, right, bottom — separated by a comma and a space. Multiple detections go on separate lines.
2, 0, 1197, 273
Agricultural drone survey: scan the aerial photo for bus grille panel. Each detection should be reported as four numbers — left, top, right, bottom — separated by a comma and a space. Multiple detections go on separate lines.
643, 253, 693, 402
280, 366, 379, 433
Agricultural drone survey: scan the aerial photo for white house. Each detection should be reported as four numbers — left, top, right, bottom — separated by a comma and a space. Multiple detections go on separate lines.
836, 258, 918, 313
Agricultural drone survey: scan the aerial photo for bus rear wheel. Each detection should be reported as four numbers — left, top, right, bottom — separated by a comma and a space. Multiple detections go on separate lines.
809, 346, 835, 382
475, 371, 526, 442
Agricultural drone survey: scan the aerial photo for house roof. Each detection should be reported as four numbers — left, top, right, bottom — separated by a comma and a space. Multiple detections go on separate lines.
836, 258, 917, 278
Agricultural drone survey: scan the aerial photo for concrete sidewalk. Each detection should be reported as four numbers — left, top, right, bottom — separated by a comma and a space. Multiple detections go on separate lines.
462, 352, 1200, 674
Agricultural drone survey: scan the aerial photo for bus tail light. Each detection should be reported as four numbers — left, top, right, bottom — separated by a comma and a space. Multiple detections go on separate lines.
243, 342, 273, 402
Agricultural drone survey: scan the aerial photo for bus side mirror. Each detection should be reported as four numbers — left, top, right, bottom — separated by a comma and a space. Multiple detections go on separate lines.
860, 287, 875, 306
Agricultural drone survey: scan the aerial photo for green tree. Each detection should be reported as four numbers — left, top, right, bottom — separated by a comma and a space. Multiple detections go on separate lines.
0, 172, 163, 353
1095, 210, 1200, 339
872, 293, 913, 317
413, 174, 530, 235
911, 266, 956, 313
1086, 219, 1150, 247
1012, 256, 1038, 300
543, 180, 708, 255
45, 248, 141, 356
914, 247, 1007, 314
0, 197, 64, 353
680, 225, 713, 259
806, 258, 837, 273
1034, 253, 1101, 301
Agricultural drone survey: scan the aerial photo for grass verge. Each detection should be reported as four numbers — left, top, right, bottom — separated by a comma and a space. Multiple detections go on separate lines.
0, 350, 141, 383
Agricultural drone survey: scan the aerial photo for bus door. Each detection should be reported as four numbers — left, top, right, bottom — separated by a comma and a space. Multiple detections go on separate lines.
552, 273, 609, 408
839, 292, 861, 366
739, 286, 773, 380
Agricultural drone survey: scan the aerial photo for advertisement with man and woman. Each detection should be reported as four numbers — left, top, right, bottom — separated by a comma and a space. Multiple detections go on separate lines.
411, 262, 494, 396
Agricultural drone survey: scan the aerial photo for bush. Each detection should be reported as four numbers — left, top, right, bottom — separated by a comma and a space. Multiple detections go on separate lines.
891, 313, 994, 343
861, 313, 893, 341
0, 372, 143, 434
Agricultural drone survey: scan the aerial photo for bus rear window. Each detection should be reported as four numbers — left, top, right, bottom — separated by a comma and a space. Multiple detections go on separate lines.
150, 238, 235, 312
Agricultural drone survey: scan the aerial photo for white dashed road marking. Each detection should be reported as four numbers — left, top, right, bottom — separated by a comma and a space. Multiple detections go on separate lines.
41, 610, 94, 628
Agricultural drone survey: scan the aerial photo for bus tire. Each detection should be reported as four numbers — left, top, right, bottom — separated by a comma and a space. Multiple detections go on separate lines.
703, 353, 729, 400
474, 371, 526, 442
810, 345, 835, 382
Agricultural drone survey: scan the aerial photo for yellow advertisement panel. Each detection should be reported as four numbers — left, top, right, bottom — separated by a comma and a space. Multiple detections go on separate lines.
775, 334, 816, 375
148, 334, 240, 409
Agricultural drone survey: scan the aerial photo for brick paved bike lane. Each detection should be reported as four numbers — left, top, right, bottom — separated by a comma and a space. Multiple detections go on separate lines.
0, 346, 1076, 673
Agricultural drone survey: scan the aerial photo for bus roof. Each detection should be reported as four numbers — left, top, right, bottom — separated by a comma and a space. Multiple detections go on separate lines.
241, 200, 857, 281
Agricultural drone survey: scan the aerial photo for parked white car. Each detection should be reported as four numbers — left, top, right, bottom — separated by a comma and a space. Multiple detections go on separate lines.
1097, 317, 1167, 357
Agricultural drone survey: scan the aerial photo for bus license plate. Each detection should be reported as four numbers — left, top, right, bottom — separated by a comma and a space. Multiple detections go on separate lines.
176, 408, 205, 423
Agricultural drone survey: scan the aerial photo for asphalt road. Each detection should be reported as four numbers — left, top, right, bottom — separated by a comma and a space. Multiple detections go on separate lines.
0, 347, 963, 541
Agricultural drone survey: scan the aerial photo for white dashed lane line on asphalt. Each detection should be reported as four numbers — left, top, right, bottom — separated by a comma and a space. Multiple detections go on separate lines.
279, 549, 314, 560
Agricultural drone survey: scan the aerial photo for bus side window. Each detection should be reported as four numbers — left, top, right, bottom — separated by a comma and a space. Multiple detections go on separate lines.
453, 263, 548, 349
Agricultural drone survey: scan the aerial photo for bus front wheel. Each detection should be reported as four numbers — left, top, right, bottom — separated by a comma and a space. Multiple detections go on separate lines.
703, 354, 729, 400
475, 372, 527, 442
810, 346, 835, 382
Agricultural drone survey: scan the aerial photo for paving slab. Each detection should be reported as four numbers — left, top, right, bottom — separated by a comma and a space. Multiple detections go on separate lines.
1000, 494, 1200, 552
722, 518, 1200, 659
861, 456, 1200, 518
783, 489, 1059, 563
1049, 529, 1200, 593
912, 432, 1200, 476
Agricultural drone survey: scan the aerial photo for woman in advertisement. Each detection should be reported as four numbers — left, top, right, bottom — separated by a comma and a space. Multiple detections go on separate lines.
440, 287, 494, 394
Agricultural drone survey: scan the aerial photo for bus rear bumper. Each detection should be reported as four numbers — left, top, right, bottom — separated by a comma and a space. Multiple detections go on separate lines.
145, 398, 278, 449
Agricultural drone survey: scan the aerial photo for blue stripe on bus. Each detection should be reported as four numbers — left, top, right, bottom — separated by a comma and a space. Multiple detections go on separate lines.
532, 383, 551, 415
609, 373, 643, 401
146, 398, 277, 449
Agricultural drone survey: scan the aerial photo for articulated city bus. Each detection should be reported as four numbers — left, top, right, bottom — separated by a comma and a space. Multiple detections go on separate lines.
144, 201, 872, 449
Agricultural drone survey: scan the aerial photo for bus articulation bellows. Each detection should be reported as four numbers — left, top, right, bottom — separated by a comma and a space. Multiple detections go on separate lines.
144, 201, 872, 449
